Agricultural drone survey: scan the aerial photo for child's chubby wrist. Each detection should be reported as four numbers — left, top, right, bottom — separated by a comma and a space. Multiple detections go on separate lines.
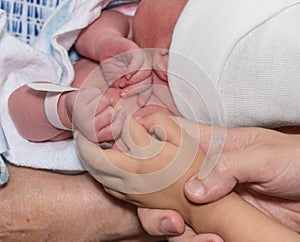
57, 91, 76, 130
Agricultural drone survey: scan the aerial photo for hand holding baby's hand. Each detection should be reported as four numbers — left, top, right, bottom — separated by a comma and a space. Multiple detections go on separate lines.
75, 113, 203, 214
97, 36, 152, 106
66, 87, 126, 143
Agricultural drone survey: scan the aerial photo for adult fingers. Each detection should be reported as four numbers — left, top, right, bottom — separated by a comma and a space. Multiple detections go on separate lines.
95, 109, 126, 142
169, 226, 224, 242
184, 145, 273, 203
120, 115, 154, 152
75, 88, 110, 112
138, 113, 185, 146
74, 131, 135, 188
137, 208, 185, 236
120, 112, 183, 151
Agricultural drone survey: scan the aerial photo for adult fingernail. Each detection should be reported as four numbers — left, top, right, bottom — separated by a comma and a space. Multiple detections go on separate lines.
161, 218, 179, 235
186, 179, 205, 197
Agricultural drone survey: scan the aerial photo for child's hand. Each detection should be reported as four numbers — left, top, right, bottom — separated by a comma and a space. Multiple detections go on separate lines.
66, 87, 126, 143
97, 35, 152, 107
75, 112, 204, 214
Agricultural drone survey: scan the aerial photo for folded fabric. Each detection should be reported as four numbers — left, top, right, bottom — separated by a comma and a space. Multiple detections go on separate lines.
0, 0, 111, 172
168, 0, 300, 128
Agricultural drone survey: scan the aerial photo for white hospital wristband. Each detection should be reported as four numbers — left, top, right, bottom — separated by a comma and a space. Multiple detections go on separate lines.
44, 92, 72, 131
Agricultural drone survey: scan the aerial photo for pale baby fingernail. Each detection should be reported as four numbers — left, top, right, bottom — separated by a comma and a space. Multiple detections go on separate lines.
120, 90, 127, 97
186, 179, 205, 197
161, 218, 179, 235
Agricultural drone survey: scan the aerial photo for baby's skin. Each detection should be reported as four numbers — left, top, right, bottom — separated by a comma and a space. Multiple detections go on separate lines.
8, 57, 179, 143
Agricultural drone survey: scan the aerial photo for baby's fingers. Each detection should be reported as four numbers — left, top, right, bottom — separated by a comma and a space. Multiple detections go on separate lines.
125, 49, 148, 79
76, 88, 110, 107
95, 109, 126, 142
121, 115, 155, 153
120, 75, 152, 99
137, 86, 153, 107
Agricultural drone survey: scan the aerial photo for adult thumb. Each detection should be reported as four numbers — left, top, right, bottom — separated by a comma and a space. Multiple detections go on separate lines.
184, 149, 255, 203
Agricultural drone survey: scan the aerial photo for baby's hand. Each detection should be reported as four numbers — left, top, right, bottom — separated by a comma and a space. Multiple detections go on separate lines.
66, 87, 126, 143
97, 35, 152, 106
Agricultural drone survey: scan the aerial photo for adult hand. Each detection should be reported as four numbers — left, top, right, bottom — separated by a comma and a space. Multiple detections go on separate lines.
138, 123, 300, 237
137, 208, 223, 242
75, 116, 223, 242
184, 126, 300, 232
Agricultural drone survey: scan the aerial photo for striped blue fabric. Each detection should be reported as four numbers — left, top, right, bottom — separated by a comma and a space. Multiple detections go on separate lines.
0, 0, 63, 44
0, 0, 139, 45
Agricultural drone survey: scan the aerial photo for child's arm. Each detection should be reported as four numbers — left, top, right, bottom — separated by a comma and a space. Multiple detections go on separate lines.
8, 59, 124, 143
75, 10, 152, 106
75, 113, 300, 242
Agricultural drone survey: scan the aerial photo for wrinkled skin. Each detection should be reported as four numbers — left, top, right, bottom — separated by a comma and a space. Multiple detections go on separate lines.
0, 163, 160, 242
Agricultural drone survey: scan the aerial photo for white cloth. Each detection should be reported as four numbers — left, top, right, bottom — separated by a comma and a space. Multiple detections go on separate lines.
169, 0, 300, 128
0, 0, 111, 172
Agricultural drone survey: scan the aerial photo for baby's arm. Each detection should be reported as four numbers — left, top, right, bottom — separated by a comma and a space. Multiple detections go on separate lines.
75, 10, 134, 62
8, 85, 71, 142
75, 10, 152, 106
75, 113, 300, 242
8, 59, 124, 143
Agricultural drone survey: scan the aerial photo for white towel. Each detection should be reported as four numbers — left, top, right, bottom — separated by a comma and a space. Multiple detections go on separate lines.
0, 0, 111, 172
168, 0, 300, 128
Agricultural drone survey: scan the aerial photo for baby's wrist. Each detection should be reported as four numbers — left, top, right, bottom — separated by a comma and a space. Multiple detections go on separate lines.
57, 91, 74, 130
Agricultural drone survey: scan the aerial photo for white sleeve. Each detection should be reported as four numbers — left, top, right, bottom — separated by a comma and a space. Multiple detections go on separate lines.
168, 0, 300, 128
